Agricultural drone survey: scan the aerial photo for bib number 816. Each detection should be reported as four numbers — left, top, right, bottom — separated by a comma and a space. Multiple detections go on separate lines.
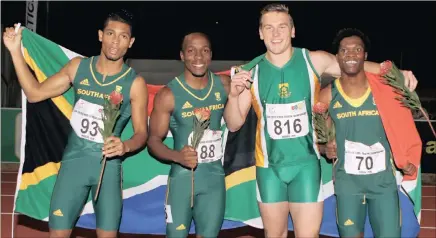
273, 119, 302, 135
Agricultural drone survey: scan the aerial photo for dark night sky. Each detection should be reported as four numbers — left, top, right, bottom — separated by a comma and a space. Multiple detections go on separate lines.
2, 1, 435, 88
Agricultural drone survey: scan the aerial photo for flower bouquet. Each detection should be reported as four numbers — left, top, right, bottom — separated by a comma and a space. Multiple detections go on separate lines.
313, 102, 335, 144
189, 107, 211, 207
380, 61, 435, 138
94, 89, 123, 201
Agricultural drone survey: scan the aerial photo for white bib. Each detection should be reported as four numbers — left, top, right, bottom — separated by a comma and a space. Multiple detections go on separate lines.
344, 140, 386, 175
188, 129, 223, 164
265, 101, 309, 140
70, 98, 104, 143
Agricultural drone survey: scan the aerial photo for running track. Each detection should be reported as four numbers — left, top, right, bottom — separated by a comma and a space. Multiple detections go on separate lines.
2, 170, 435, 237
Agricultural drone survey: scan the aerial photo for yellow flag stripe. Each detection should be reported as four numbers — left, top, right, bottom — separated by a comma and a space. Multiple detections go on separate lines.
23, 47, 73, 120
225, 166, 256, 190
19, 162, 61, 190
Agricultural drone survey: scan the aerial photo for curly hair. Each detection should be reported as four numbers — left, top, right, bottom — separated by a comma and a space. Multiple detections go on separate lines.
332, 28, 371, 54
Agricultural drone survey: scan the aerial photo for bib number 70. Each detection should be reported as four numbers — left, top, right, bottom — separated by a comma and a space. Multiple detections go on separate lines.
355, 156, 373, 171
344, 140, 386, 175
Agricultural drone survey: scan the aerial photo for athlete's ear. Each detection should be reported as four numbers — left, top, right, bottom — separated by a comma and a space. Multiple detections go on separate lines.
365, 52, 368, 61
291, 26, 295, 38
129, 37, 135, 48
180, 51, 185, 62
98, 30, 103, 42
259, 27, 264, 41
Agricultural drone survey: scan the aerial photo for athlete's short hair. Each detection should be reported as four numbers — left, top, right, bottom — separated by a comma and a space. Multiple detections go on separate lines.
103, 9, 135, 37
259, 3, 294, 27
332, 28, 371, 53
180, 32, 212, 52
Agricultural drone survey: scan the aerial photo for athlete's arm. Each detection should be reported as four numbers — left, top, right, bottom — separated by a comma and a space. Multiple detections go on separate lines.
223, 70, 252, 132
147, 87, 197, 168
11, 50, 79, 103
309, 50, 418, 91
123, 76, 149, 152
3, 24, 78, 103
147, 87, 177, 161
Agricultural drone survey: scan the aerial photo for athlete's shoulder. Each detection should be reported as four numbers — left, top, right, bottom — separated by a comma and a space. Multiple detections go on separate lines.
131, 74, 147, 87
66, 56, 86, 83
154, 86, 174, 109
70, 56, 86, 68
307, 50, 334, 61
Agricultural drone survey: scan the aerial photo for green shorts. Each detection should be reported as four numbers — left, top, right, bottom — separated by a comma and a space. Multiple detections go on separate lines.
165, 171, 225, 238
49, 157, 123, 231
336, 191, 401, 237
256, 160, 323, 203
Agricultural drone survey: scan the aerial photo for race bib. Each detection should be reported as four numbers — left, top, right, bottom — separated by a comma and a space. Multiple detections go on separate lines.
70, 99, 104, 143
188, 129, 223, 164
344, 140, 386, 175
266, 101, 309, 140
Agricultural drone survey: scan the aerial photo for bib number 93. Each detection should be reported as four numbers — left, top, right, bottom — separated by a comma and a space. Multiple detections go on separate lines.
80, 118, 99, 137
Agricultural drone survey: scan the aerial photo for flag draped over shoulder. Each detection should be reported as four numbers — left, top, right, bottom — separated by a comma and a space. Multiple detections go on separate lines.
14, 28, 421, 237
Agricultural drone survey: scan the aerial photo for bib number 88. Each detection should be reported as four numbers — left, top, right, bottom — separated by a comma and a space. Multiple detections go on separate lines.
80, 118, 99, 137
273, 119, 302, 135
199, 144, 215, 160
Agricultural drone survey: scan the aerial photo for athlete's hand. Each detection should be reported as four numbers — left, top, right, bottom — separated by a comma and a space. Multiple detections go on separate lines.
175, 145, 198, 169
403, 162, 417, 176
401, 70, 418, 92
3, 23, 23, 53
229, 69, 253, 98
102, 136, 129, 158
325, 140, 337, 159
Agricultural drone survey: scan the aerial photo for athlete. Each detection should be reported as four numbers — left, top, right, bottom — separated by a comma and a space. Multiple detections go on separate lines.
319, 28, 417, 238
224, 3, 418, 238
147, 32, 231, 238
3, 10, 149, 238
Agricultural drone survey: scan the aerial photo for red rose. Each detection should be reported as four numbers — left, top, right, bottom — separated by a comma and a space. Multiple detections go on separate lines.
380, 60, 393, 76
109, 91, 123, 105
313, 102, 329, 114
193, 107, 211, 121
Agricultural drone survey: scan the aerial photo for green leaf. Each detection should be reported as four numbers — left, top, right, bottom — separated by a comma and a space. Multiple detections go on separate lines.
382, 62, 423, 113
